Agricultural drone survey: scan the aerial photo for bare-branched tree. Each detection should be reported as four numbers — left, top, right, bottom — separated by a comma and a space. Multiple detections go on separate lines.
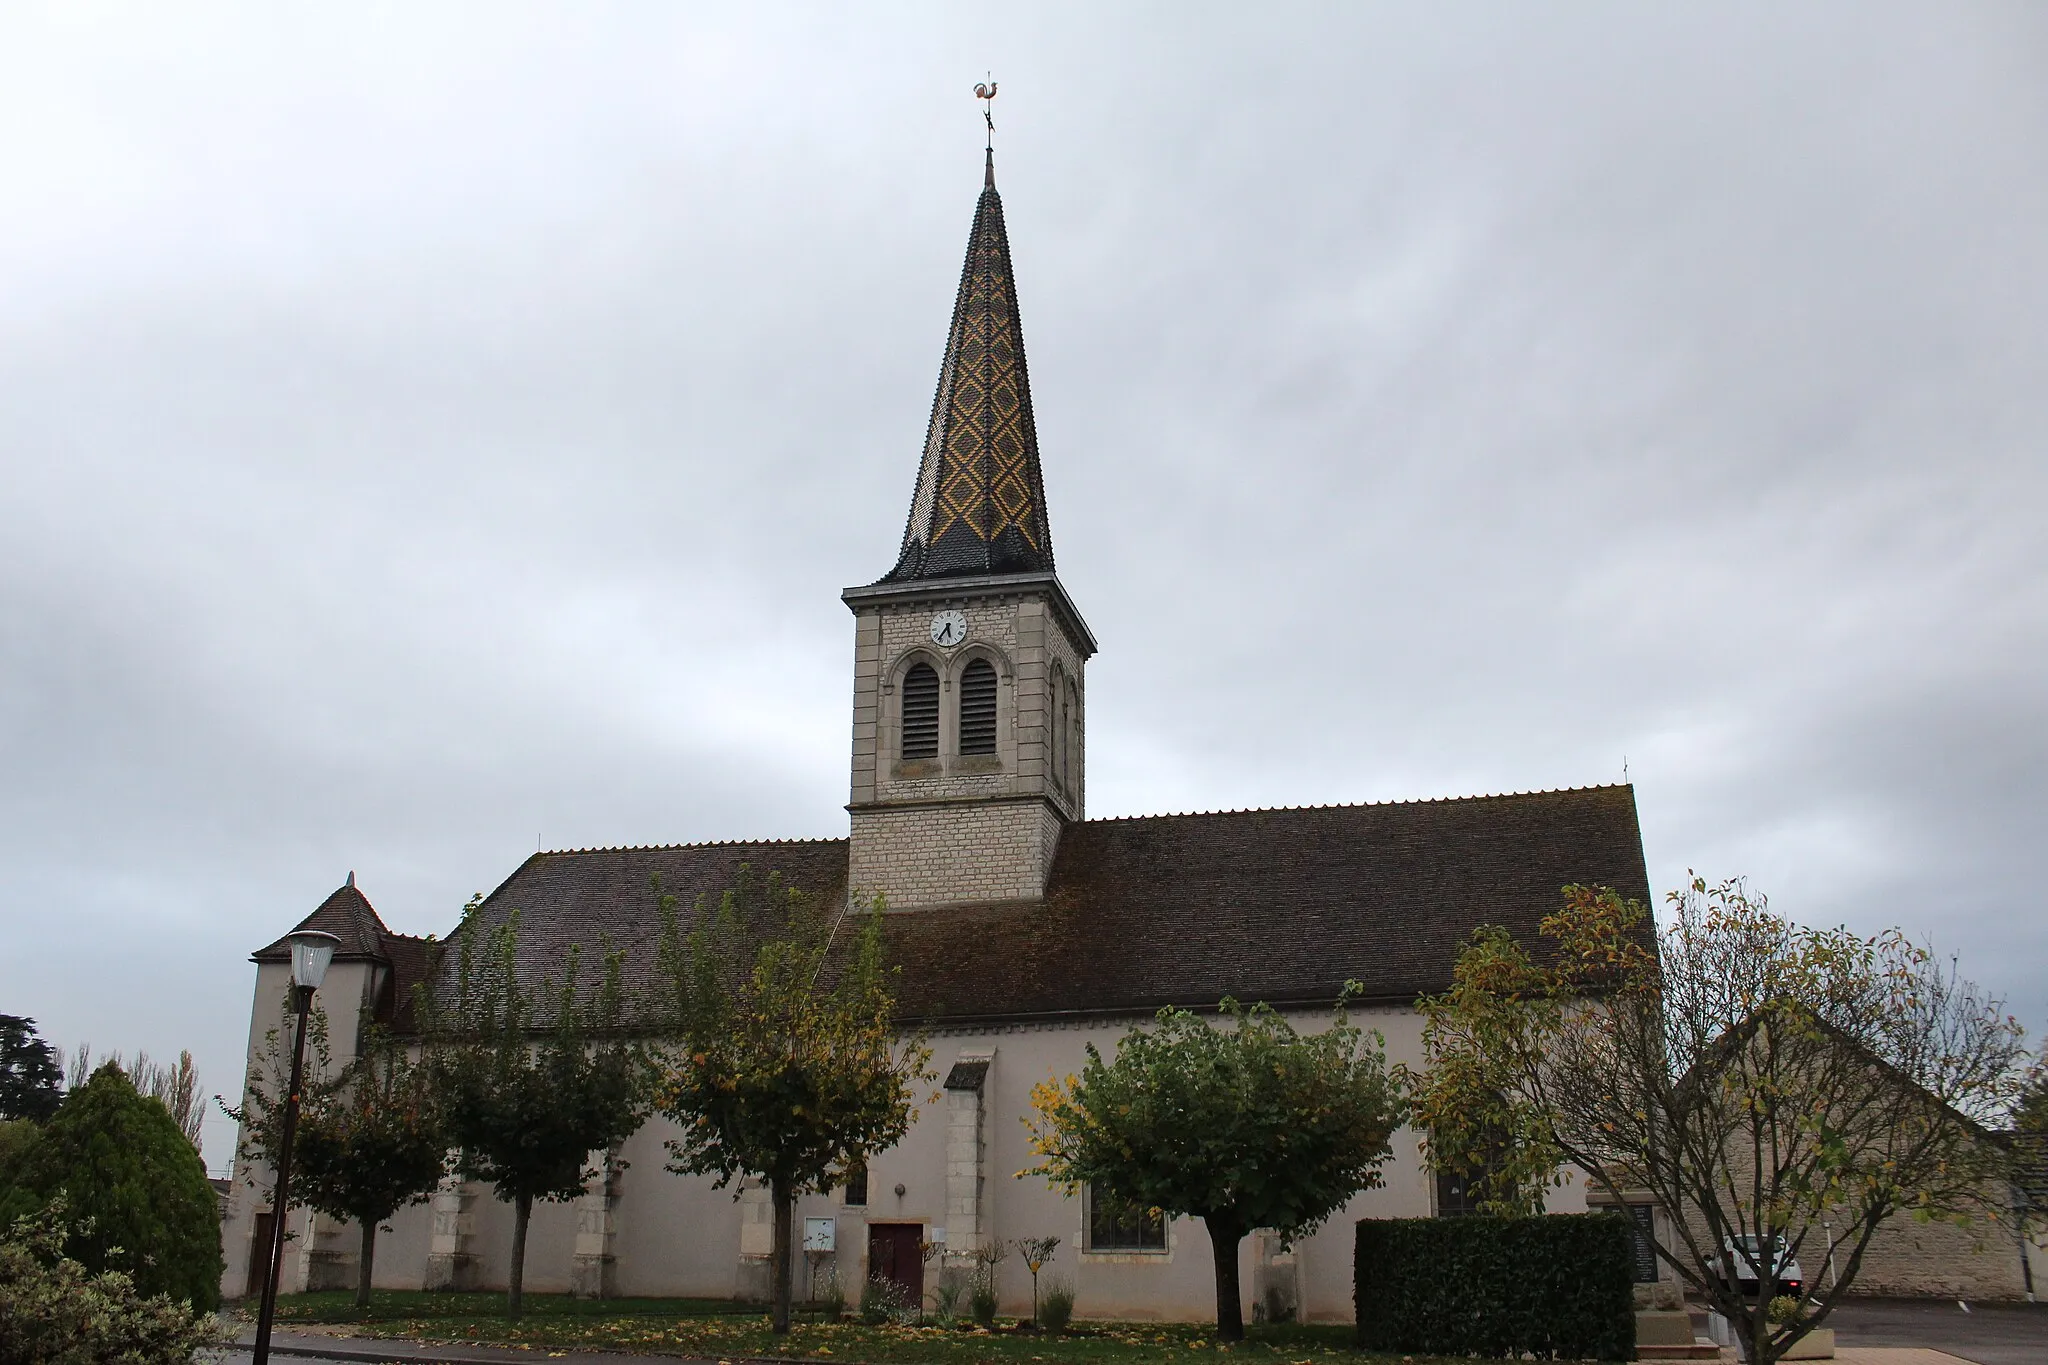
1412, 877, 2030, 1365
64, 1044, 204, 1153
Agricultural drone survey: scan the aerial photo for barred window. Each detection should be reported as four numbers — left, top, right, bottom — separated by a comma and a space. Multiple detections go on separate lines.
1087, 1187, 1166, 1251
959, 659, 998, 755
1435, 1168, 1486, 1218
901, 663, 939, 759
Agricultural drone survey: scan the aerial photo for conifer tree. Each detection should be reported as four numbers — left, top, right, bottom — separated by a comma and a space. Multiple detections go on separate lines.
2, 1062, 222, 1311
0, 1015, 63, 1123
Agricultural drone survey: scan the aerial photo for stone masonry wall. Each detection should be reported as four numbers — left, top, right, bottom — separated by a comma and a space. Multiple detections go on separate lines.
848, 590, 1085, 821
1678, 1171, 2028, 1301
1835, 1195, 2030, 1299
848, 800, 1065, 909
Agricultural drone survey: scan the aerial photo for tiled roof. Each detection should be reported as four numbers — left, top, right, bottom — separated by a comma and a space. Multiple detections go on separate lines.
252, 878, 441, 1032
424, 786, 1650, 1027
881, 156, 1054, 584
253, 878, 391, 961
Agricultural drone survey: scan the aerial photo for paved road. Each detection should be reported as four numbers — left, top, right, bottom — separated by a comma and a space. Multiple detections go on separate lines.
1827, 1298, 2048, 1365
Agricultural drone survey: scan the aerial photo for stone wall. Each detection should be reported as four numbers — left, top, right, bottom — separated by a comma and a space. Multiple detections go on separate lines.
848, 590, 1086, 817
848, 800, 1064, 909
1675, 1175, 2029, 1301
1833, 1197, 2030, 1300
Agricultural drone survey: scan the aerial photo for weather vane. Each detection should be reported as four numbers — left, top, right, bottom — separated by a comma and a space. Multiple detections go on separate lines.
975, 77, 997, 151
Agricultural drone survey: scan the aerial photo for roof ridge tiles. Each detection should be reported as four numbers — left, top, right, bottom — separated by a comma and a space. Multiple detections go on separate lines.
541, 835, 850, 857
1084, 782, 1631, 825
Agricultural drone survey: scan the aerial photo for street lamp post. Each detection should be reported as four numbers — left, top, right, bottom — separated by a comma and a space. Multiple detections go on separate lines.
251, 928, 341, 1365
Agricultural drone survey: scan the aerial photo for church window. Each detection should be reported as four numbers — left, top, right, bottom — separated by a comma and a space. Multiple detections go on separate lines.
1434, 1168, 1486, 1218
1050, 665, 1068, 785
958, 658, 998, 755
901, 663, 940, 759
1062, 676, 1077, 784
1433, 1122, 1510, 1217
1086, 1187, 1166, 1252
843, 1161, 869, 1208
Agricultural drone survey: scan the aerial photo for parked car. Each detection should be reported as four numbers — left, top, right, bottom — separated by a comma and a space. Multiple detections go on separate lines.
1705, 1234, 1805, 1298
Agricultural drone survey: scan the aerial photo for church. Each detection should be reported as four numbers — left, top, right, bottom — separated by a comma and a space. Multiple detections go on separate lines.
222, 148, 1657, 1321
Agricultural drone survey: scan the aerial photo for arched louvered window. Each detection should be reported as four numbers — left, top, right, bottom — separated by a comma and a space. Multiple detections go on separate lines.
901, 663, 939, 759
959, 658, 998, 756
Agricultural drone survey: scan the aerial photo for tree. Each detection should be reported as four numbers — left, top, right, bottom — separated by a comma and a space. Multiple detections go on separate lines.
226, 1011, 446, 1308
1025, 995, 1405, 1341
655, 867, 933, 1335
2018, 1043, 2048, 1134
65, 1043, 204, 1151
419, 903, 651, 1318
1412, 877, 2030, 1365
0, 1016, 63, 1123
0, 1062, 222, 1311
2014, 1045, 2048, 1300
0, 1197, 225, 1365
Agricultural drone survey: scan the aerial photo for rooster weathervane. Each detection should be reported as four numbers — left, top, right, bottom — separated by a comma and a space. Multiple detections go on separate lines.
975, 78, 997, 149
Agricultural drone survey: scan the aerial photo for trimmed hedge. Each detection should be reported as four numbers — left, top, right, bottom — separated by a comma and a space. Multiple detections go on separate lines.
1355, 1214, 1635, 1361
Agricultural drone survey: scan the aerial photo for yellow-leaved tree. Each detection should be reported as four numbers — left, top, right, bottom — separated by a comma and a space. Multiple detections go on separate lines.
655, 866, 933, 1335
1409, 877, 2030, 1365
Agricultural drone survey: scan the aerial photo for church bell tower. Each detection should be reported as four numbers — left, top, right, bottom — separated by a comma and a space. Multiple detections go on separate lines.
844, 149, 1096, 911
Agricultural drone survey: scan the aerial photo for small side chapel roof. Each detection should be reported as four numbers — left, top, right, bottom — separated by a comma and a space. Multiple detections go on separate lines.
252, 876, 391, 962
880, 153, 1055, 585
424, 785, 1651, 1027
251, 877, 439, 1029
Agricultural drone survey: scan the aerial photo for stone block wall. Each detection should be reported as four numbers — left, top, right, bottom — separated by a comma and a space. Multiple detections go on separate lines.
848, 589, 1086, 820
1836, 1202, 2030, 1300
849, 800, 1064, 909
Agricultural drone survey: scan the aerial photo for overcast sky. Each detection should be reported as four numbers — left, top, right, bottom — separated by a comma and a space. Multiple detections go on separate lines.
2, 3, 2043, 1170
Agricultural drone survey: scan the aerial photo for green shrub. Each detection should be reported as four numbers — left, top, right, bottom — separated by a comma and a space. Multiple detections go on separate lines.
0, 1198, 226, 1365
2, 1062, 222, 1311
1355, 1213, 1635, 1361
970, 1279, 999, 1326
1038, 1275, 1075, 1332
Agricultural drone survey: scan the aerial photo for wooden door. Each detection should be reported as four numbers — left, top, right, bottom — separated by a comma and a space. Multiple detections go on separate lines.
866, 1223, 924, 1305
246, 1212, 275, 1299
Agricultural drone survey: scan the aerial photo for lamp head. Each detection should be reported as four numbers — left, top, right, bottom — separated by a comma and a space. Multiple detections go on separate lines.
288, 929, 342, 990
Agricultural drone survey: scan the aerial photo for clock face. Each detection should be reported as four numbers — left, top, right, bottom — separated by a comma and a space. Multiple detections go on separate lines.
929, 610, 968, 648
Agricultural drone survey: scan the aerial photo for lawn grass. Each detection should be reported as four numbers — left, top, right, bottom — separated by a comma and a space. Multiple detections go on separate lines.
271, 1289, 747, 1323
260, 1292, 1488, 1364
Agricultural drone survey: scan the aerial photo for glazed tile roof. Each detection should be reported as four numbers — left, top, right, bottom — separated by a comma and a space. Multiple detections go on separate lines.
882, 155, 1054, 584
415, 785, 1651, 1027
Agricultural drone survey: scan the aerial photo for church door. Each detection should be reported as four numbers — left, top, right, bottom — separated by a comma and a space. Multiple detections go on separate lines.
866, 1223, 924, 1306
246, 1212, 274, 1299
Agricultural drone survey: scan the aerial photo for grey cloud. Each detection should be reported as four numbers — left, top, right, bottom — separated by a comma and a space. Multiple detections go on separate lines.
2, 3, 2043, 1169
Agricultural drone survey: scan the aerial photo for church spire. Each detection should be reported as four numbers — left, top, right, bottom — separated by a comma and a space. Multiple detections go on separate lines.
880, 148, 1054, 584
